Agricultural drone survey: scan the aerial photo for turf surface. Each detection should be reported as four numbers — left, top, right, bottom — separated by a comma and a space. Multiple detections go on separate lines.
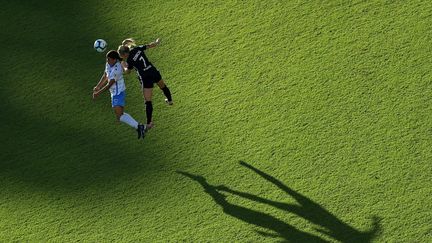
1, 0, 431, 241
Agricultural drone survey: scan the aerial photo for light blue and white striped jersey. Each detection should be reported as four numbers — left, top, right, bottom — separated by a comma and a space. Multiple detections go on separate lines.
105, 61, 126, 96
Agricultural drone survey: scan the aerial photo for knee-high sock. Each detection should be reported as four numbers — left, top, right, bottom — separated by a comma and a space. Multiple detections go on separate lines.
161, 86, 172, 102
145, 101, 153, 124
120, 113, 139, 129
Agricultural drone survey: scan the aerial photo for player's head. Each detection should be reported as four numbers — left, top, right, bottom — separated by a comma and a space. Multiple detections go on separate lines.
106, 50, 121, 66
118, 38, 136, 58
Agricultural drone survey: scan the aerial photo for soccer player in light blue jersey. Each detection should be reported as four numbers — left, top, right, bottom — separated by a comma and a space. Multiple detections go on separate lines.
92, 50, 146, 139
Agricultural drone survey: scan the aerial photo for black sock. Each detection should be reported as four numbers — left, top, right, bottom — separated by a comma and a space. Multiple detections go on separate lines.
161, 86, 172, 102
145, 101, 153, 124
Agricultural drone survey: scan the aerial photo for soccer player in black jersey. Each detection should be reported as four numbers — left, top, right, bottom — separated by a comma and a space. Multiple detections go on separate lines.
118, 38, 173, 129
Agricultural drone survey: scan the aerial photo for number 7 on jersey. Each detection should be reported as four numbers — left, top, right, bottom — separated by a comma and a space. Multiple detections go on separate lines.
139, 56, 147, 68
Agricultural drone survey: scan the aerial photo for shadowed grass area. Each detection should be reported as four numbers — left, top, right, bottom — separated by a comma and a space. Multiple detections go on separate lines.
0, 1, 184, 241
0, 0, 161, 191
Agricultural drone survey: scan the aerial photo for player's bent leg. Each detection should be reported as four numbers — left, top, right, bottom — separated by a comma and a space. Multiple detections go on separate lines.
119, 112, 139, 128
156, 79, 166, 89
115, 106, 145, 139
113, 106, 124, 121
121, 112, 145, 139
157, 80, 173, 105
111, 91, 144, 139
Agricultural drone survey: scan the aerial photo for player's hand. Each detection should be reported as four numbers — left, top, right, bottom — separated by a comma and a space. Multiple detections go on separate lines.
92, 91, 99, 100
155, 38, 161, 45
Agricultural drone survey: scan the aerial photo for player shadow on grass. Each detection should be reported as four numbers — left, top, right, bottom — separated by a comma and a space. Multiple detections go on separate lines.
178, 171, 327, 242
178, 161, 381, 243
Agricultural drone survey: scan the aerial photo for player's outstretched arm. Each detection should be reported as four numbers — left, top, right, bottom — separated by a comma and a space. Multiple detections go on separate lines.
146, 38, 161, 49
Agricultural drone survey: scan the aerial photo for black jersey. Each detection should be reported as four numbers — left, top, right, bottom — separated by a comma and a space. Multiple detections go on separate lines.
126, 45, 155, 75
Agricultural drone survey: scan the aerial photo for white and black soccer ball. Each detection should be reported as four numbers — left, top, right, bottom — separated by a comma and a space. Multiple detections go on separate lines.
94, 39, 107, 52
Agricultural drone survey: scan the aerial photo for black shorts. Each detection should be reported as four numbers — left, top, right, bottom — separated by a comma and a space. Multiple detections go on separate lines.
138, 67, 162, 89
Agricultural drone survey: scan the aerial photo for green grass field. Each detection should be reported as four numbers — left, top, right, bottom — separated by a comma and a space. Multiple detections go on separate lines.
1, 0, 432, 241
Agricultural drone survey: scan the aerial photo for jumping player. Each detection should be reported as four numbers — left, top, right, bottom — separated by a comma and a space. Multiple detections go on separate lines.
117, 38, 173, 129
92, 50, 146, 139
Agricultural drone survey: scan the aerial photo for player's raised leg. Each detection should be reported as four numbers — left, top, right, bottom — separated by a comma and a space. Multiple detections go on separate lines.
114, 106, 145, 139
157, 79, 173, 105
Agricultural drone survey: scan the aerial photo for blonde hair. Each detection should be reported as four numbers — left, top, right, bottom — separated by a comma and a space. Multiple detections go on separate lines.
117, 38, 136, 57
122, 38, 136, 48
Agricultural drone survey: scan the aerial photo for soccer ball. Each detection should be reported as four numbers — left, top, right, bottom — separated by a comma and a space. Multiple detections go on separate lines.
94, 39, 107, 52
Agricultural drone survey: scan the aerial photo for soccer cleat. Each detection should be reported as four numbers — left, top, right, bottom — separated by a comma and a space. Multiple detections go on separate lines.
145, 122, 154, 131
165, 98, 174, 105
141, 124, 146, 139
137, 124, 145, 139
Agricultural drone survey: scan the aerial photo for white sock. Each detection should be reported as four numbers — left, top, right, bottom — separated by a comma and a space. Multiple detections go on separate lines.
120, 113, 139, 129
